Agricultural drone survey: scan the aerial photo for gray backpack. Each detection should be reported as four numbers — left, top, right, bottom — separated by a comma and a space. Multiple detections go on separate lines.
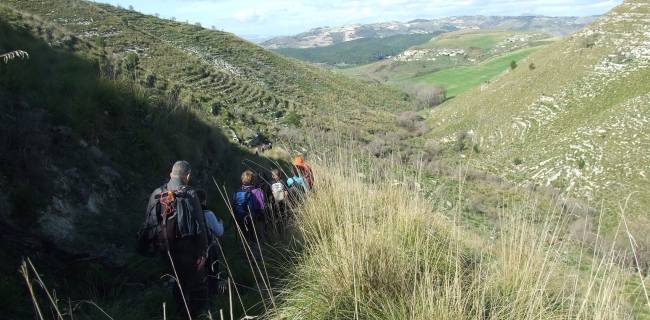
271, 181, 285, 202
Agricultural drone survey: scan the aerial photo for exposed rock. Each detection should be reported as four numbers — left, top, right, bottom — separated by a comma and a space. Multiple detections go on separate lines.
101, 166, 121, 179
89, 145, 103, 158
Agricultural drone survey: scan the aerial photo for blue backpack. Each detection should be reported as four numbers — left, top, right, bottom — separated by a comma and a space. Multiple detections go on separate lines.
232, 188, 254, 222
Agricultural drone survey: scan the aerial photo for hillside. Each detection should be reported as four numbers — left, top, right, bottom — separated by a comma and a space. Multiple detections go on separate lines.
261, 15, 597, 49
2, 0, 412, 142
1, 0, 649, 318
270, 33, 442, 67
0, 1, 417, 317
340, 29, 557, 93
422, 0, 650, 232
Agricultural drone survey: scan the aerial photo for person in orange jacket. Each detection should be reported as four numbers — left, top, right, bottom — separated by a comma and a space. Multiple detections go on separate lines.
293, 156, 314, 188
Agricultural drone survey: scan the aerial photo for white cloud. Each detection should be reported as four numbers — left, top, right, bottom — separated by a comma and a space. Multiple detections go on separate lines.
92, 0, 624, 36
234, 8, 264, 23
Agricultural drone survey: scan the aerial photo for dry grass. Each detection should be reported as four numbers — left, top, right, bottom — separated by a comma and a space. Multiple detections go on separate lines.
1, 50, 28, 63
269, 147, 634, 319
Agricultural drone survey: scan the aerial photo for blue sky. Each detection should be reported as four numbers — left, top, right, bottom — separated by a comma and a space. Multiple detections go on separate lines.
92, 0, 623, 37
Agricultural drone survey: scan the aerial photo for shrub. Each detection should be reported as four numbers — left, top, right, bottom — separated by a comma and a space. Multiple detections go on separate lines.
396, 111, 422, 130
424, 140, 442, 156
528, 62, 536, 70
284, 111, 302, 127
510, 60, 517, 70
513, 157, 523, 165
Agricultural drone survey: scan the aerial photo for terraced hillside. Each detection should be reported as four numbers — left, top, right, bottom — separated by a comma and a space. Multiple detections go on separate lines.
2, 0, 411, 141
423, 0, 650, 230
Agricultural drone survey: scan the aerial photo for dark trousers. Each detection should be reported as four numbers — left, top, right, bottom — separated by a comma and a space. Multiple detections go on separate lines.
167, 240, 207, 319
235, 215, 257, 242
206, 242, 221, 296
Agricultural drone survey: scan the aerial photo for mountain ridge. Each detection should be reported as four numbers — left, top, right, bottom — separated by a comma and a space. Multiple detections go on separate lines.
261, 15, 599, 49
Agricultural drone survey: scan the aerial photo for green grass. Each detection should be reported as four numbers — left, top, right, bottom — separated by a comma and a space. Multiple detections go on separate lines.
334, 61, 378, 74
410, 47, 542, 97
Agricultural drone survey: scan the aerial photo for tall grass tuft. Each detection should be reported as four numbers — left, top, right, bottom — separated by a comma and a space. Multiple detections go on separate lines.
270, 147, 631, 319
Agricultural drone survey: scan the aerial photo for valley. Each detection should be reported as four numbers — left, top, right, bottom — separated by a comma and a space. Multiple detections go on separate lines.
0, 0, 649, 319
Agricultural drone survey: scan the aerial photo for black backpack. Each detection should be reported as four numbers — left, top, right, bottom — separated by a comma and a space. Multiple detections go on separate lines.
135, 184, 200, 257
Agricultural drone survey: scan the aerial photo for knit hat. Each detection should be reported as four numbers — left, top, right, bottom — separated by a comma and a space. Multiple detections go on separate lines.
293, 156, 304, 166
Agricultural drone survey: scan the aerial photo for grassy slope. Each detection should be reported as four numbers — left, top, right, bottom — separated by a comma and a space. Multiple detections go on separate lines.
271, 148, 635, 319
423, 0, 650, 231
3, 0, 411, 137
341, 29, 555, 97
412, 47, 543, 97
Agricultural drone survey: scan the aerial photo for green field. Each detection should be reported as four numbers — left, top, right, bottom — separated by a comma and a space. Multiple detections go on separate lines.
334, 62, 378, 74
410, 47, 542, 97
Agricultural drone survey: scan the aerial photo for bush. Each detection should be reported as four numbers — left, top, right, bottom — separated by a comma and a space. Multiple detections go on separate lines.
284, 111, 302, 127
424, 140, 443, 156
514, 157, 523, 166
510, 60, 517, 70
396, 111, 422, 130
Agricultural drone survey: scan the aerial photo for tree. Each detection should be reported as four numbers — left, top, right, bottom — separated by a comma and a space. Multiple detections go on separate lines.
170, 16, 176, 21
510, 60, 517, 70
125, 52, 139, 81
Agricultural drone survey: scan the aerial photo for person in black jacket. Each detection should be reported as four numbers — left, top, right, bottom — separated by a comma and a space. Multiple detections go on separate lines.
145, 160, 209, 319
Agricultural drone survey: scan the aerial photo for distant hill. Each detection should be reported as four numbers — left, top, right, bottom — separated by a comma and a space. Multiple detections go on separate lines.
270, 33, 443, 67
422, 0, 650, 231
339, 29, 558, 97
261, 15, 598, 49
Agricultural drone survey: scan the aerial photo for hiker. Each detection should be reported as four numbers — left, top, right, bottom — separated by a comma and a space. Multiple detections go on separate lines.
254, 171, 275, 233
232, 170, 265, 244
145, 161, 209, 319
196, 189, 224, 297
254, 151, 259, 157
286, 165, 308, 205
293, 156, 314, 188
269, 169, 289, 233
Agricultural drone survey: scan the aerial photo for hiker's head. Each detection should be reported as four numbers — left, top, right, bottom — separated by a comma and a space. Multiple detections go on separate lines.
196, 189, 207, 205
293, 156, 304, 166
256, 171, 269, 183
241, 170, 255, 185
271, 169, 280, 179
170, 160, 191, 183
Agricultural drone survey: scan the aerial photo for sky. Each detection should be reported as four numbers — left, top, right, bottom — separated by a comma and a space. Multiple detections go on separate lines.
91, 0, 623, 39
